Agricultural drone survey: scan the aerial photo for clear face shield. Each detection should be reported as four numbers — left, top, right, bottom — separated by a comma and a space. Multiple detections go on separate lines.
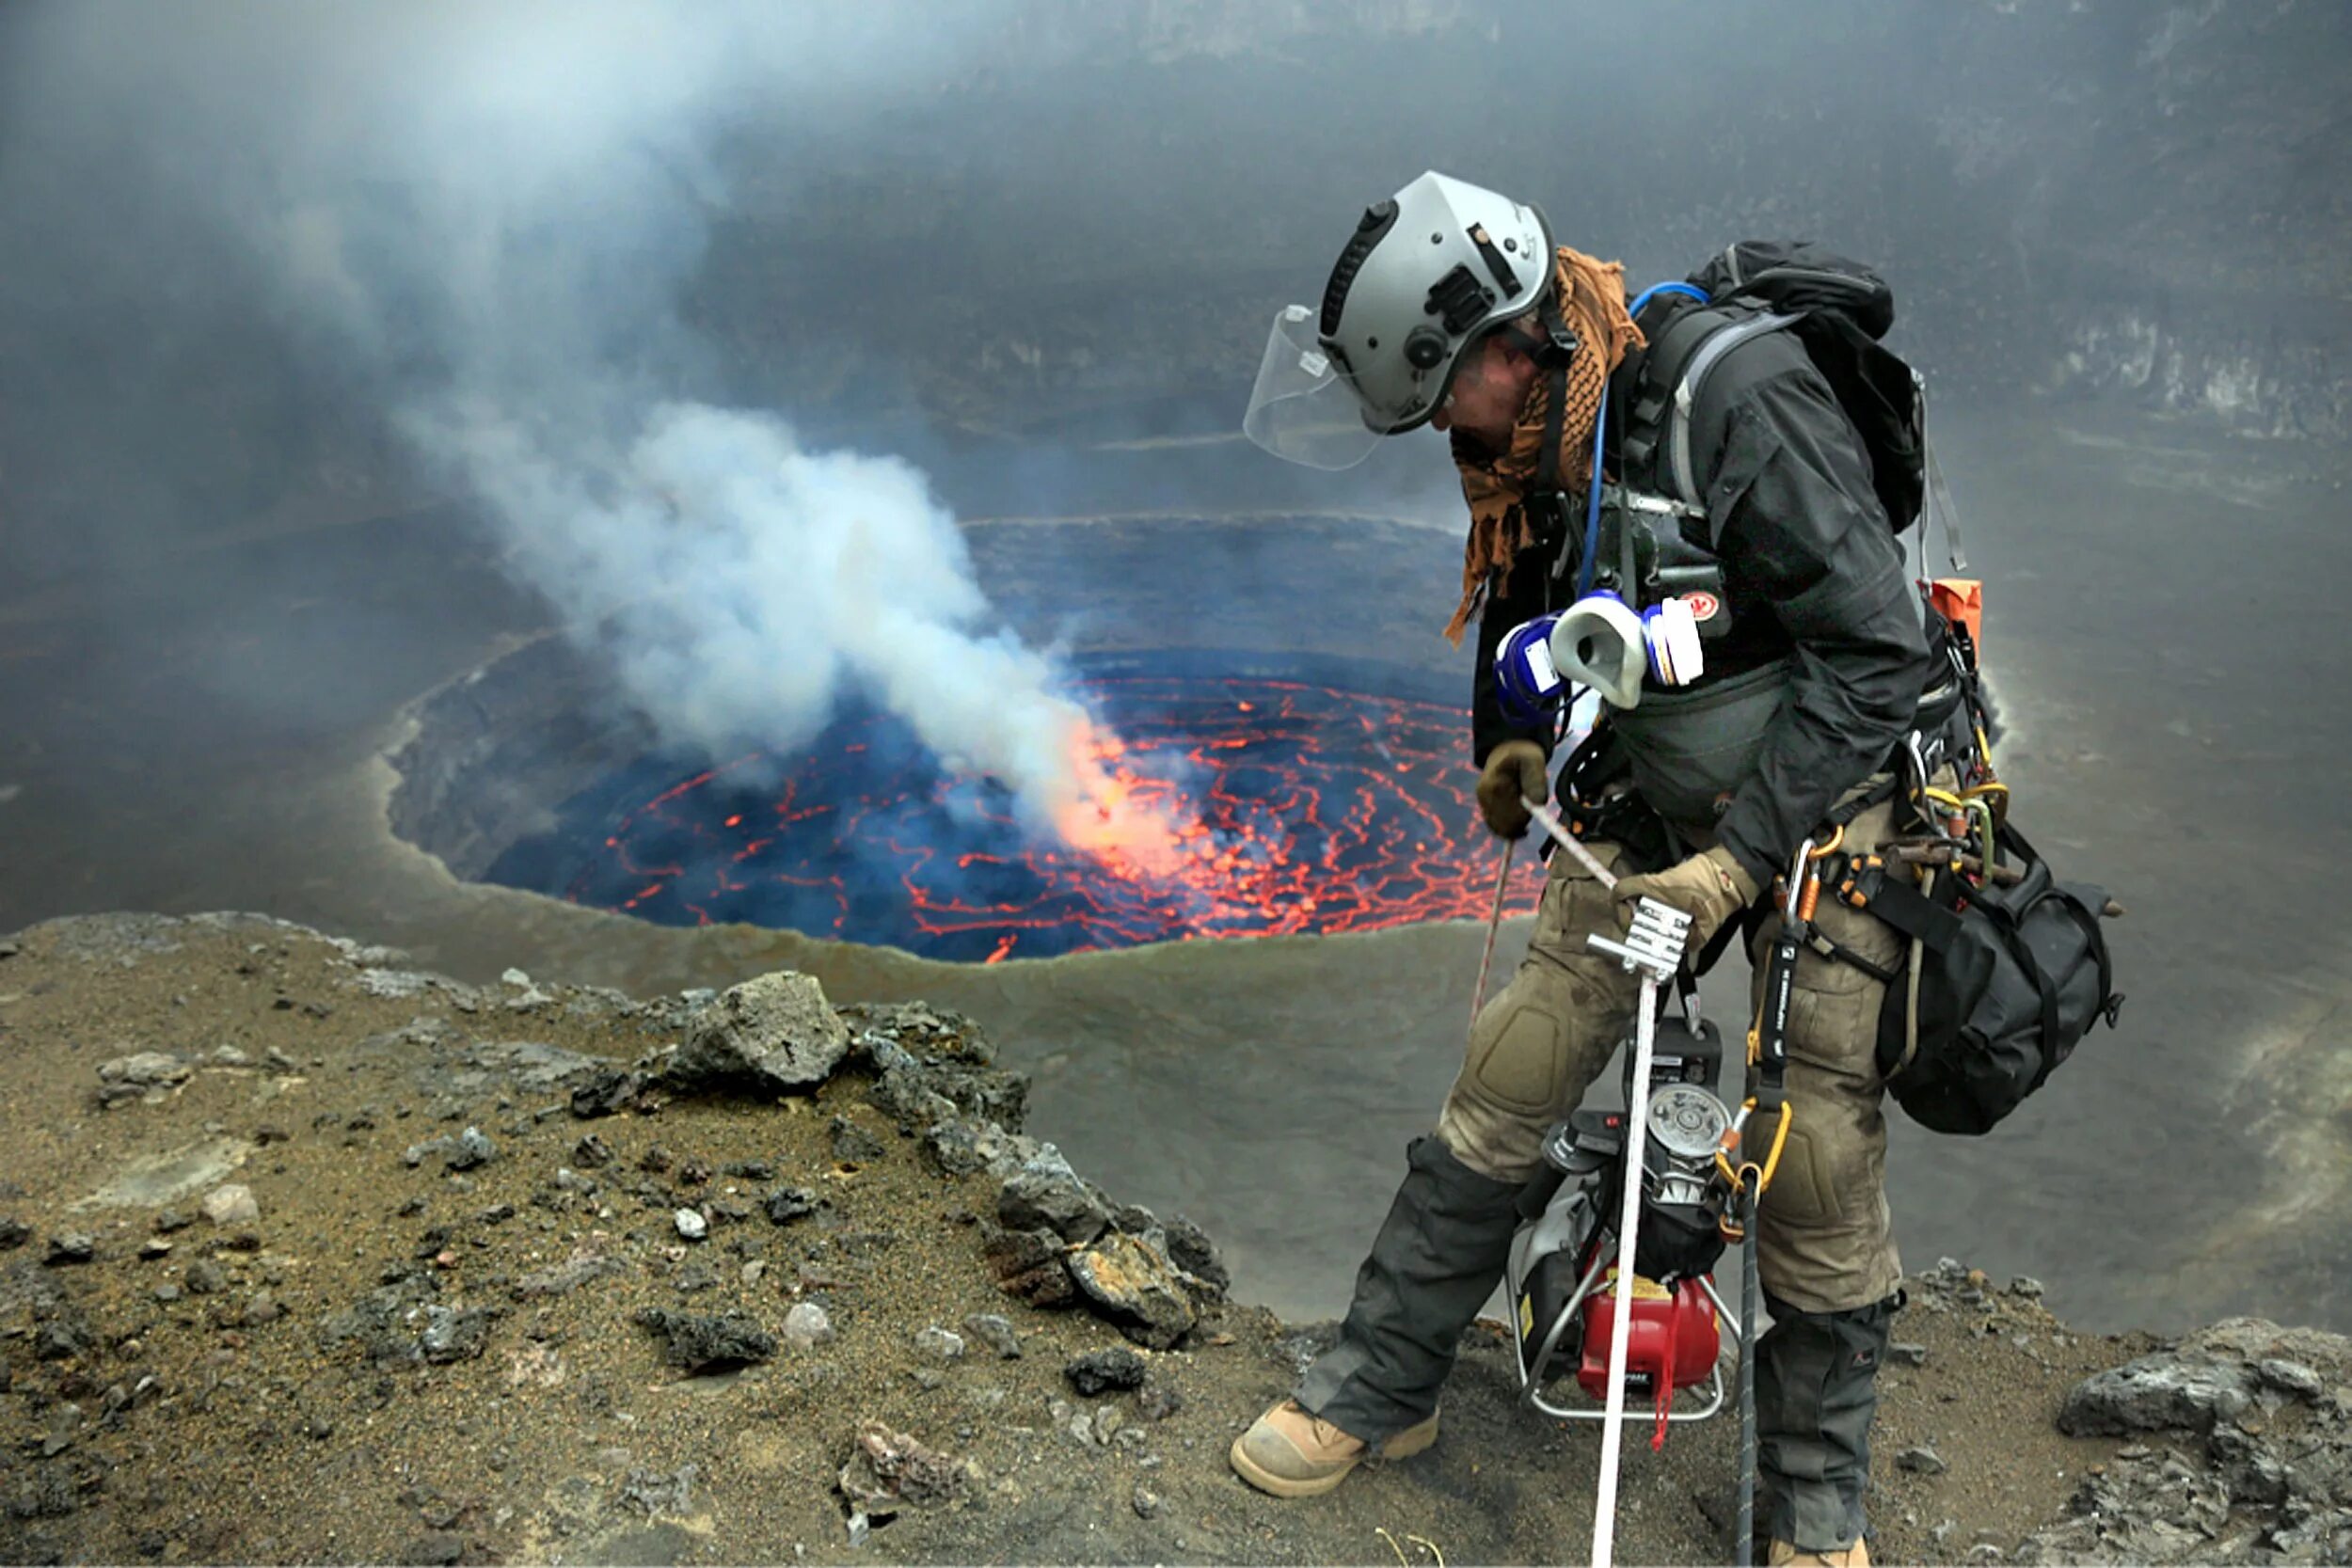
1242, 305, 1387, 470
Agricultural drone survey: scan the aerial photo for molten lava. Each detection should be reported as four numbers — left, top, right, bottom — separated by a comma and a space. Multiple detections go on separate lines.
515, 674, 1540, 961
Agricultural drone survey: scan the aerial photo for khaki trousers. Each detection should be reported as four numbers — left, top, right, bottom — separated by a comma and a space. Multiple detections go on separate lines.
1434, 797, 1909, 1315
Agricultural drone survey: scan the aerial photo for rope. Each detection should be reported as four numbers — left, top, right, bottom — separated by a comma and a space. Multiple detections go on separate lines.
1589, 966, 1661, 1568
1470, 837, 1518, 1034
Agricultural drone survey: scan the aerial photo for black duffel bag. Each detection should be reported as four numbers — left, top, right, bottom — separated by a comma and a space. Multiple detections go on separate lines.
1851, 824, 2123, 1135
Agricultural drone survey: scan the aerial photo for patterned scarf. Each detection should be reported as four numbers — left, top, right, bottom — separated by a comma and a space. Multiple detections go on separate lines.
1442, 246, 1645, 645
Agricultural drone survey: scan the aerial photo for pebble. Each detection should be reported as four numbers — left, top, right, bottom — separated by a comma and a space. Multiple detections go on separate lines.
0, 1218, 29, 1250
1137, 1382, 1184, 1421
782, 1301, 834, 1350
446, 1127, 496, 1171
914, 1326, 966, 1361
202, 1184, 260, 1227
185, 1259, 228, 1295
1132, 1482, 1163, 1519
1889, 1342, 1930, 1367
675, 1209, 708, 1242
44, 1233, 97, 1265
572, 1134, 614, 1168
1093, 1403, 1121, 1444
961, 1312, 1023, 1359
1899, 1445, 1948, 1475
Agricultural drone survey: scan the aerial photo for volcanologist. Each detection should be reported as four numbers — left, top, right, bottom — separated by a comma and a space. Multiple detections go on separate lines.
1230, 172, 1942, 1567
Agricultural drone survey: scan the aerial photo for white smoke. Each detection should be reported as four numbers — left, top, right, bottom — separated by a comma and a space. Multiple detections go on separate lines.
19, 0, 1120, 832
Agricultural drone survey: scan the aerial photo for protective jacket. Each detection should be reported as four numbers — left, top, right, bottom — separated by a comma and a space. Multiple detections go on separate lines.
1470, 303, 1934, 893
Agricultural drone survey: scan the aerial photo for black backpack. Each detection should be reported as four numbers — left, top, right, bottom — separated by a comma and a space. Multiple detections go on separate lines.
1837, 823, 2125, 1136
1621, 240, 1929, 539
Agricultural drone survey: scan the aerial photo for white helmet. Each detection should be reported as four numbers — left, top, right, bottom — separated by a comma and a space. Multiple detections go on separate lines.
1245, 171, 1553, 469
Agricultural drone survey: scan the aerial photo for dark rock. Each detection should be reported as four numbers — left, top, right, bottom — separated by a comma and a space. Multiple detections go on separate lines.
762, 1187, 818, 1227
34, 1318, 94, 1362
0, 1217, 27, 1250
830, 1117, 884, 1164
981, 1225, 1075, 1308
996, 1151, 1112, 1244
1162, 1215, 1231, 1296
42, 1235, 95, 1266
572, 1133, 614, 1168
184, 1259, 227, 1295
667, 972, 850, 1093
961, 1313, 1022, 1359
677, 1159, 711, 1186
634, 1308, 774, 1373
2060, 1354, 2253, 1436
1067, 1232, 1197, 1350
638, 1145, 673, 1175
241, 1292, 286, 1327
406, 1531, 465, 1565
444, 1127, 496, 1171
720, 1160, 775, 1181
1065, 1347, 1148, 1396
922, 1121, 989, 1178
570, 1069, 648, 1119
421, 1306, 493, 1363
152, 1211, 190, 1234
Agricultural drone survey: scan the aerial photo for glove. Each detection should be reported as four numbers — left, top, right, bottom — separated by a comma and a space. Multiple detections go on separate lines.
1611, 844, 1760, 958
1475, 739, 1549, 839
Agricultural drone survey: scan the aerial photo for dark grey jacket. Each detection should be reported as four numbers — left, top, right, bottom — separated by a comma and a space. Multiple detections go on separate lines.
1470, 327, 1933, 892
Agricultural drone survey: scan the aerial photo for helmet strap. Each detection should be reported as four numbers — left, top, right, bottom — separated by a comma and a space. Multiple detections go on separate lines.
1532, 289, 1580, 495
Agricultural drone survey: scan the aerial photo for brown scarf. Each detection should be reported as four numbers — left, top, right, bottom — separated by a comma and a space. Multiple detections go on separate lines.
1442, 246, 1645, 645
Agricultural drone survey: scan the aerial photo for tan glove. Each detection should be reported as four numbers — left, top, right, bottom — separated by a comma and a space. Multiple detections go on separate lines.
1475, 739, 1549, 839
1611, 844, 1760, 957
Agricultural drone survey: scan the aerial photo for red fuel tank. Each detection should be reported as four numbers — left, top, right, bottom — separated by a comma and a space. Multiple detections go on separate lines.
1575, 1268, 1720, 1402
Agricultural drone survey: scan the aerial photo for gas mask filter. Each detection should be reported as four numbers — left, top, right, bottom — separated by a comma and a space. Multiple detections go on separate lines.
1494, 592, 1708, 719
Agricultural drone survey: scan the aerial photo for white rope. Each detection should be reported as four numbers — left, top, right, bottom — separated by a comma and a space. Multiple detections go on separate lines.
1469, 836, 1518, 1034
1589, 968, 1661, 1568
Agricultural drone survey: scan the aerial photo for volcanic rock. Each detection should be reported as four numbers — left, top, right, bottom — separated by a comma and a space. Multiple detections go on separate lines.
421, 1306, 493, 1363
97, 1051, 193, 1106
1064, 1346, 1148, 1396
635, 1307, 774, 1372
0, 1217, 28, 1249
996, 1148, 1112, 1243
572, 1133, 613, 1168
568, 1069, 648, 1119
762, 1186, 818, 1226
666, 972, 850, 1094
445, 1127, 496, 1171
42, 1233, 96, 1265
837, 1420, 967, 1517
981, 1225, 1076, 1308
674, 1210, 707, 1242
1067, 1232, 1196, 1350
961, 1312, 1022, 1359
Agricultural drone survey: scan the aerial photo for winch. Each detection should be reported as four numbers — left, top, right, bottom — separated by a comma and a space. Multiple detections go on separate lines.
1502, 990, 1740, 1432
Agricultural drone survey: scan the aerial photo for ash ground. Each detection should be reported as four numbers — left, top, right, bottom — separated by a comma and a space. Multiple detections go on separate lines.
5, 911, 2342, 1566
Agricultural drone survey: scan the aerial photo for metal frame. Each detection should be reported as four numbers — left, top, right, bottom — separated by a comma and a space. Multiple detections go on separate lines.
1513, 1260, 1741, 1424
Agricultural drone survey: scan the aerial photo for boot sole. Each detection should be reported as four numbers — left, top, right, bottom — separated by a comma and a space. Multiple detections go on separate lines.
1228, 1415, 1438, 1499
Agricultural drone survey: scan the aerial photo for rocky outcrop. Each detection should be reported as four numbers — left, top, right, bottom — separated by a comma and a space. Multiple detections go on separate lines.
2024, 1320, 2352, 1564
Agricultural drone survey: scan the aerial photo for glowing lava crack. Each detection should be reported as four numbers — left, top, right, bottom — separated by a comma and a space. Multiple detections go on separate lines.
487, 675, 1540, 962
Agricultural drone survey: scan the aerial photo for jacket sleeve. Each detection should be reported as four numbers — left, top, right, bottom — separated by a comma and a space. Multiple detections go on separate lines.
1708, 364, 1933, 891
1470, 532, 1561, 767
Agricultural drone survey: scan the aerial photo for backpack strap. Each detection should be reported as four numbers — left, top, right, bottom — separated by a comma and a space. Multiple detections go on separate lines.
1663, 309, 1802, 510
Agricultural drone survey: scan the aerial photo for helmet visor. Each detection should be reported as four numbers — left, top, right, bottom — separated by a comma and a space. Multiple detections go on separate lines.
1242, 305, 1384, 470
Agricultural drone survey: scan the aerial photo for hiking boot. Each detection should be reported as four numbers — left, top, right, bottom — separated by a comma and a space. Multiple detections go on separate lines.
1769, 1538, 1870, 1567
1227, 1399, 1438, 1498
